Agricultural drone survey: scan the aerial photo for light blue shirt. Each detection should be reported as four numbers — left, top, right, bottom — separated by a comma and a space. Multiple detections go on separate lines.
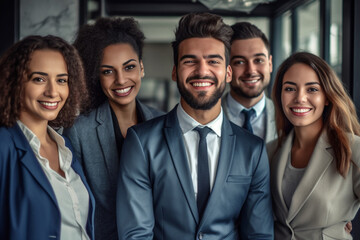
176, 103, 222, 198
226, 93, 266, 139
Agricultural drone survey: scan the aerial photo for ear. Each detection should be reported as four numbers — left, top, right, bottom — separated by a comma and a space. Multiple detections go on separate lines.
171, 65, 177, 82
225, 65, 232, 83
140, 60, 145, 78
325, 98, 329, 106
269, 55, 273, 73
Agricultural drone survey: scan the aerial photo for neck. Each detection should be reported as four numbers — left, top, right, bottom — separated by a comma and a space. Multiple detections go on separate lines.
293, 121, 323, 149
230, 90, 264, 109
109, 100, 138, 124
180, 98, 221, 125
19, 116, 50, 144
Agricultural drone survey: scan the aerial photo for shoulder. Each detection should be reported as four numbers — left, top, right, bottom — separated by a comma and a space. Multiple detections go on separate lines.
0, 127, 15, 150
229, 120, 264, 147
137, 100, 165, 120
350, 134, 360, 162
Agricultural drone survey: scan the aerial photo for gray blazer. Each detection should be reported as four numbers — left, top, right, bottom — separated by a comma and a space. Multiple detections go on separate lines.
63, 99, 163, 240
116, 106, 274, 239
267, 130, 360, 240
222, 92, 277, 143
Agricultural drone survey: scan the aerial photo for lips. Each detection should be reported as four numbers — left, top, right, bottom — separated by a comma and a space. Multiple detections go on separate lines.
190, 81, 213, 90
290, 107, 312, 116
39, 101, 59, 110
113, 86, 133, 96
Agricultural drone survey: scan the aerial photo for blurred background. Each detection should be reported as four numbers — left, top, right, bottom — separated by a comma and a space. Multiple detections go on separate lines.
0, 0, 358, 114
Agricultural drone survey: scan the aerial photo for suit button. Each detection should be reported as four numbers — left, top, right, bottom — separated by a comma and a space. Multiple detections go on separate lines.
198, 232, 204, 239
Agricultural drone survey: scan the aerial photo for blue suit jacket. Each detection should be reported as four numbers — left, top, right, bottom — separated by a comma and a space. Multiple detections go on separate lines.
116, 106, 274, 240
0, 123, 95, 240
63, 99, 164, 240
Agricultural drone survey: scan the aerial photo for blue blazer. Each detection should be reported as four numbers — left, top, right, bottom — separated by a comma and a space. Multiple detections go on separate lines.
116, 106, 274, 240
0, 123, 95, 240
63, 99, 164, 240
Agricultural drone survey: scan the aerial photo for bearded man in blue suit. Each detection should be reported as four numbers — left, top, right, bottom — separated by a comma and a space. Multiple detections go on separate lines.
116, 12, 274, 240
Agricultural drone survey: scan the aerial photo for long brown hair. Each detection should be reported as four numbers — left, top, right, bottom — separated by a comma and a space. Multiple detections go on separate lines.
272, 52, 360, 177
0, 35, 88, 128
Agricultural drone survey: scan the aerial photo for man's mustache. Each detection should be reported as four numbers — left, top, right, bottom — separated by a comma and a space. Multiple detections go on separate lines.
186, 75, 218, 84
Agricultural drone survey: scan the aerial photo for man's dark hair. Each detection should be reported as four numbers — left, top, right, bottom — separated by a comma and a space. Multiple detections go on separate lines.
231, 22, 270, 54
172, 12, 233, 66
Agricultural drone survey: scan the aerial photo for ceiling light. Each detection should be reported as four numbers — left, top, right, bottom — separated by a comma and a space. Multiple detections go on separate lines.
197, 0, 276, 13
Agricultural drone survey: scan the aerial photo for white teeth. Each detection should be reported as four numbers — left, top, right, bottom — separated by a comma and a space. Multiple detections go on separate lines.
292, 108, 310, 113
192, 82, 211, 87
244, 79, 259, 83
115, 87, 131, 94
40, 102, 57, 107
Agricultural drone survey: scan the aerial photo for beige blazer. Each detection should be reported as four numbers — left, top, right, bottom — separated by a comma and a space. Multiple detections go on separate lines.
267, 130, 360, 240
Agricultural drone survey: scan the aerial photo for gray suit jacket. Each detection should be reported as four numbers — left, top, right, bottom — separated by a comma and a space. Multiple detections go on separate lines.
222, 92, 277, 143
267, 130, 360, 240
63, 99, 163, 240
116, 106, 274, 240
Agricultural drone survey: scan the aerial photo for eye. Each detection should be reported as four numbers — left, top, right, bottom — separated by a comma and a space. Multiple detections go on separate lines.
283, 86, 295, 92
232, 60, 245, 65
32, 77, 45, 83
307, 87, 319, 92
208, 60, 220, 64
183, 60, 195, 64
125, 64, 136, 71
254, 58, 265, 64
101, 69, 113, 75
57, 78, 68, 84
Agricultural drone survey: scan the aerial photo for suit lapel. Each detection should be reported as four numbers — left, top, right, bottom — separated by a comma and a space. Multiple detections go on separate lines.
96, 102, 119, 182
287, 131, 333, 222
10, 124, 58, 207
265, 97, 277, 143
200, 116, 235, 226
164, 107, 199, 224
271, 130, 294, 219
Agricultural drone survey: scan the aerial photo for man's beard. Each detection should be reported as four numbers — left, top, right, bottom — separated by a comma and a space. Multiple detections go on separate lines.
230, 76, 269, 99
177, 74, 226, 110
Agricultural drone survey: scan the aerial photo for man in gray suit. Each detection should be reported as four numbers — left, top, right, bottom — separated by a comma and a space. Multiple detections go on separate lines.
222, 22, 277, 143
116, 12, 273, 240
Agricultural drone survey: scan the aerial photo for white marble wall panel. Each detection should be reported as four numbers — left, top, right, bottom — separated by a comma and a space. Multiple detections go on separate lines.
20, 0, 79, 43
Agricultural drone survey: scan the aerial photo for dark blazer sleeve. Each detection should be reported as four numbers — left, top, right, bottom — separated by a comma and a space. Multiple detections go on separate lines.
238, 140, 274, 239
116, 127, 154, 240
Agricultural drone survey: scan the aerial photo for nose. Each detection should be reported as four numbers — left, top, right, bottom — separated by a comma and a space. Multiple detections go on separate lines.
245, 61, 256, 75
44, 80, 59, 98
115, 70, 127, 85
295, 89, 307, 103
195, 59, 210, 76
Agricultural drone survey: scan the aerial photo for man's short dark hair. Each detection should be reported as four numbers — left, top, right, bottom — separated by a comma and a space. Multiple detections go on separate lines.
172, 12, 233, 66
231, 22, 270, 54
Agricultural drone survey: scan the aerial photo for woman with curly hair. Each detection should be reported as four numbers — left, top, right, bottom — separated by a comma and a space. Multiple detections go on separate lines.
63, 17, 164, 240
0, 35, 95, 239
267, 52, 360, 239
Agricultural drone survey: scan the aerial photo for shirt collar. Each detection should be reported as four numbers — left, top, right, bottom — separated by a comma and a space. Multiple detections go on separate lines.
176, 103, 223, 137
227, 92, 266, 117
16, 120, 73, 171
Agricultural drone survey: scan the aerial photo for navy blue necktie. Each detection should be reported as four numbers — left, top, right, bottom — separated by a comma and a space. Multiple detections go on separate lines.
194, 126, 212, 219
242, 108, 255, 134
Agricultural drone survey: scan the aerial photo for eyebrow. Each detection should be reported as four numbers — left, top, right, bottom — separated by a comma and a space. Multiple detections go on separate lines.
231, 53, 267, 61
283, 81, 321, 86
100, 59, 137, 69
29, 71, 68, 78
180, 54, 224, 61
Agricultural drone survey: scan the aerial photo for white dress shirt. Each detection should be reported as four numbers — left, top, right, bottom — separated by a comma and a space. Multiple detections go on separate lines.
226, 93, 266, 139
176, 104, 222, 199
17, 120, 90, 240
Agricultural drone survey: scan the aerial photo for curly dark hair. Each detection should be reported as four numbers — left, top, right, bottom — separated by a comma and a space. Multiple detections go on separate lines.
73, 17, 145, 113
0, 35, 88, 128
172, 12, 233, 66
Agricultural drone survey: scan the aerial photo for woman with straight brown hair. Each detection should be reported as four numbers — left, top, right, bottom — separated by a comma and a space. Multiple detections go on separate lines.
268, 51, 360, 239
